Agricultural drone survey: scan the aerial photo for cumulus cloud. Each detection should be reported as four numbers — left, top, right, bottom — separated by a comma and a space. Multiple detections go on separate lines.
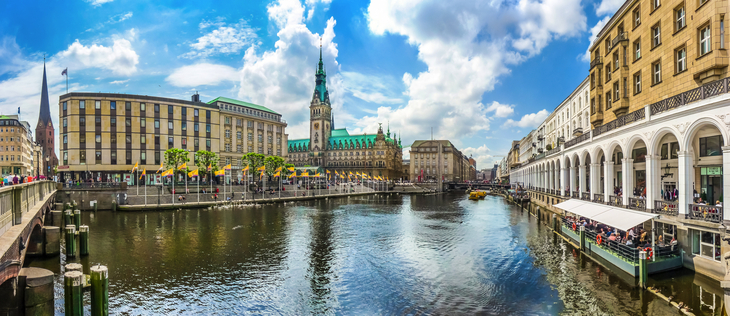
110, 79, 129, 84
60, 38, 139, 76
340, 71, 402, 104
485, 101, 514, 118
182, 19, 258, 59
503, 109, 549, 128
462, 144, 492, 169
513, 0, 587, 56
166, 63, 239, 87
88, 0, 114, 7
596, 0, 625, 16
581, 16, 611, 62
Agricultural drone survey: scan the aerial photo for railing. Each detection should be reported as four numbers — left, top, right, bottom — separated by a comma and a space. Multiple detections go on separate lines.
650, 77, 730, 116
608, 195, 622, 207
653, 200, 678, 216
584, 228, 680, 264
571, 191, 579, 198
537, 148, 544, 153
628, 197, 646, 211
564, 132, 591, 149
592, 108, 645, 137
611, 32, 628, 47
688, 204, 723, 223
546, 147, 561, 157
581, 192, 591, 201
535, 152, 546, 160
590, 56, 602, 69
0, 181, 54, 236
593, 193, 605, 204
62, 182, 123, 189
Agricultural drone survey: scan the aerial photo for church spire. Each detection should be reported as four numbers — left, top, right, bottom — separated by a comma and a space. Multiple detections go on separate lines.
38, 59, 52, 127
311, 37, 330, 105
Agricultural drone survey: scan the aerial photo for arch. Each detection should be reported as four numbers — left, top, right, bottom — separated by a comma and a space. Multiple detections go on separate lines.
579, 149, 591, 166
605, 140, 625, 157
649, 126, 683, 156
626, 134, 649, 155
682, 116, 729, 151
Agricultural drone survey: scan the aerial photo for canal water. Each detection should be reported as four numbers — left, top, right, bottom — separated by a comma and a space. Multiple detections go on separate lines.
27, 194, 725, 315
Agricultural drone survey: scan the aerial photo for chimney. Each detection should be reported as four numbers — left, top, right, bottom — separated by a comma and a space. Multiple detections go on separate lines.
191, 91, 200, 102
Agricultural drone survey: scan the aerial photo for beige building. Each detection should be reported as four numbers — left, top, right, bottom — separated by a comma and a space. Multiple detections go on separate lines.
409, 140, 472, 182
588, 0, 728, 127
0, 115, 34, 176
58, 92, 286, 184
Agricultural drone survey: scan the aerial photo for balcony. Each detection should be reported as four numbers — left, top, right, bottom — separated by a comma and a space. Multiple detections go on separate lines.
557, 136, 565, 143
593, 193, 605, 204
590, 56, 602, 70
653, 200, 678, 216
537, 135, 544, 141
590, 111, 603, 126
688, 204, 722, 223
628, 197, 646, 211
572, 127, 583, 137
608, 195, 622, 207
592, 108, 645, 138
537, 148, 544, 153
611, 32, 628, 48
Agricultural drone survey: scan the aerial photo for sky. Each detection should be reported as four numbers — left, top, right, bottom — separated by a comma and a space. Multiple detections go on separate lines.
0, 0, 624, 170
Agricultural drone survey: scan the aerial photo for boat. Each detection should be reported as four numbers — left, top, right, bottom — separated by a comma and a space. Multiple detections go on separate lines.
469, 192, 480, 200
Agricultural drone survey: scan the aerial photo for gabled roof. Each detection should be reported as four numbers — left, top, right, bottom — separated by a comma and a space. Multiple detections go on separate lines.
331, 128, 349, 137
207, 96, 279, 115
288, 138, 309, 151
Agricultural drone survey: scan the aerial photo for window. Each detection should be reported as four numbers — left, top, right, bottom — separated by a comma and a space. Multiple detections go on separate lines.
676, 47, 686, 73
258, 134, 263, 142
690, 229, 720, 261
141, 118, 146, 128
182, 138, 187, 146
155, 151, 160, 164
700, 25, 711, 55
633, 6, 641, 28
79, 100, 85, 109
652, 24, 661, 48
63, 118, 67, 127
225, 143, 231, 152
95, 100, 101, 110
634, 39, 641, 60
236, 131, 242, 139
206, 110, 211, 119
613, 52, 619, 70
63, 102, 67, 111
126, 118, 131, 127
80, 117, 86, 125
237, 144, 242, 153
140, 103, 146, 111
94, 151, 99, 165
110, 101, 116, 110
671, 142, 679, 159
80, 151, 86, 163
126, 150, 132, 165
248, 132, 253, 141
613, 82, 619, 100
168, 137, 174, 148
140, 136, 146, 144
652, 60, 661, 85
96, 116, 101, 125
111, 134, 117, 143
125, 102, 131, 111
247, 121, 253, 127
96, 151, 102, 163
63, 134, 67, 144
80, 134, 86, 143
126, 135, 132, 144
699, 135, 723, 157
194, 138, 199, 148
206, 139, 211, 149
154, 104, 160, 113
154, 120, 160, 129
95, 134, 101, 143
194, 109, 199, 117
182, 122, 186, 131
140, 152, 146, 164
675, 5, 685, 31
225, 117, 230, 124
652, 0, 660, 10
225, 130, 231, 138
722, 18, 726, 49
168, 122, 173, 130
206, 124, 211, 133
168, 105, 174, 114
634, 71, 642, 94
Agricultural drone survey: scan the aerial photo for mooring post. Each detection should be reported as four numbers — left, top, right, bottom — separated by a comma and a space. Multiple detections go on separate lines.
90, 265, 109, 316
112, 200, 117, 212
552, 214, 558, 232
65, 263, 82, 273
64, 210, 72, 227
79, 225, 89, 256
579, 225, 585, 251
537, 207, 541, 222
73, 209, 81, 230
65, 225, 76, 257
64, 271, 83, 316
639, 250, 648, 289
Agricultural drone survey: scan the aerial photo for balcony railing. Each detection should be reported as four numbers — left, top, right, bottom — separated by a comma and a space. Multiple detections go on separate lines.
593, 193, 605, 204
628, 197, 646, 211
537, 135, 544, 140
564, 132, 591, 149
572, 191, 579, 198
537, 148, 544, 153
650, 77, 730, 116
611, 32, 628, 48
590, 56, 602, 69
608, 195, 622, 207
653, 200, 678, 216
688, 204, 723, 223
592, 108, 645, 138
546, 147, 561, 156
581, 192, 591, 201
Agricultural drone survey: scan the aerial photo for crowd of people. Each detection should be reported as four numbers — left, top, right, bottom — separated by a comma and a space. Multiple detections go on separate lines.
0, 174, 35, 187
565, 216, 678, 259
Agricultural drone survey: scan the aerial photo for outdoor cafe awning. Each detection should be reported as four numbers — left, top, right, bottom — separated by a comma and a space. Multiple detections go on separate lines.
554, 199, 659, 231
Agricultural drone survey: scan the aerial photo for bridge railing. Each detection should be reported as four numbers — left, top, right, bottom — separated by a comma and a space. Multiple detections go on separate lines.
0, 181, 55, 237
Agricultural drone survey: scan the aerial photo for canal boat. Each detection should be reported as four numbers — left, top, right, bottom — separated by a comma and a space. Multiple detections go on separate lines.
468, 192, 480, 200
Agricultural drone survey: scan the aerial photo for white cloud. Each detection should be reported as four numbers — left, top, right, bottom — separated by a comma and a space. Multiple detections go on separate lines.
513, 0, 587, 56
166, 63, 238, 87
340, 71, 402, 104
581, 16, 611, 62
462, 144, 492, 169
60, 38, 139, 76
110, 79, 129, 84
88, 0, 113, 7
485, 101, 514, 118
596, 0, 624, 16
503, 109, 549, 128
182, 19, 257, 59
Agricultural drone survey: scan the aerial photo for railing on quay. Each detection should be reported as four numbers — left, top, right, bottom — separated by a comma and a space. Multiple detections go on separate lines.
62, 182, 123, 189
688, 204, 723, 223
608, 195, 622, 207
650, 77, 730, 116
628, 197, 646, 211
581, 192, 591, 201
593, 193, 605, 204
653, 200, 679, 216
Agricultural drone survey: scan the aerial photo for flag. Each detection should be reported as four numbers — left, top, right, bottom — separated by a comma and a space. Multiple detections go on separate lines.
314, 173, 321, 178
132, 162, 138, 172
275, 167, 282, 172
257, 165, 266, 171
61, 68, 67, 76
177, 163, 186, 170
288, 172, 296, 179
349, 172, 354, 176
259, 170, 265, 177
273, 171, 281, 177
224, 164, 231, 170
188, 169, 198, 177
162, 168, 173, 177
207, 164, 212, 171
326, 170, 330, 174
242, 165, 249, 172
214, 169, 225, 176
17, 107, 20, 115
156, 162, 164, 173
287, 167, 295, 172
139, 169, 146, 180
302, 172, 309, 177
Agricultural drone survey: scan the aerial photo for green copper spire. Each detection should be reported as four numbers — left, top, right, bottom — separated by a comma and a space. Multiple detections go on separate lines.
312, 38, 329, 104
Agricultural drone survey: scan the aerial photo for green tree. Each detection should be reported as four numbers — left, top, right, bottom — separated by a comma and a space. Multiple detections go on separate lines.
164, 148, 190, 182
194, 150, 218, 181
242, 153, 265, 181
546, 144, 553, 151
264, 156, 285, 176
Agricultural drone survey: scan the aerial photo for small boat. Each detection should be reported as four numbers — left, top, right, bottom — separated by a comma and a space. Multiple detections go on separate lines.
469, 192, 480, 200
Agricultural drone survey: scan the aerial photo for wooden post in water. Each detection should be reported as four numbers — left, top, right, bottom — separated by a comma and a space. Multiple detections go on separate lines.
90, 265, 109, 316
73, 209, 81, 230
64, 271, 83, 316
638, 251, 648, 289
64, 225, 76, 257
552, 214, 558, 232
579, 225, 585, 251
64, 210, 72, 227
79, 225, 89, 255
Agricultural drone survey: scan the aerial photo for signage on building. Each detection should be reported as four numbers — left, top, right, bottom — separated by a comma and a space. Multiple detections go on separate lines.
58, 165, 70, 169
701, 167, 722, 175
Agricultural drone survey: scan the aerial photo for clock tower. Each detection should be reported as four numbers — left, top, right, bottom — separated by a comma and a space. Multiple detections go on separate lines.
309, 39, 332, 166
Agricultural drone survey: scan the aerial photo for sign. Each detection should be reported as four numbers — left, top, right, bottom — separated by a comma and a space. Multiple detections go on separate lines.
701, 167, 722, 175
57, 165, 70, 170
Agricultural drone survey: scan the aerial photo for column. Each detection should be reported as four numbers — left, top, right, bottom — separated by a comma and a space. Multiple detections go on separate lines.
645, 155, 658, 211
555, 167, 560, 193
570, 167, 576, 195
560, 166, 566, 196
590, 163, 600, 200
604, 162, 613, 202
723, 146, 730, 222
548, 166, 553, 191
678, 151, 692, 216
622, 158, 634, 206
579, 165, 586, 196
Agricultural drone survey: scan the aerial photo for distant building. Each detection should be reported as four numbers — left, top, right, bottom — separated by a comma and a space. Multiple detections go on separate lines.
409, 140, 471, 182
0, 115, 34, 176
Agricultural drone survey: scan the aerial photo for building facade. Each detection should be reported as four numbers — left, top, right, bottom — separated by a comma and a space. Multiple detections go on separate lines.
287, 45, 404, 179
58, 92, 286, 184
409, 140, 472, 182
0, 115, 34, 176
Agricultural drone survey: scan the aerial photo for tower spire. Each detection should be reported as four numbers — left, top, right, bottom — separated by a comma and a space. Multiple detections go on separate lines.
38, 59, 52, 127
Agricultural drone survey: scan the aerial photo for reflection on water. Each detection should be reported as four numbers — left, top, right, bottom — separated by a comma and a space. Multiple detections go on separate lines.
25, 193, 724, 315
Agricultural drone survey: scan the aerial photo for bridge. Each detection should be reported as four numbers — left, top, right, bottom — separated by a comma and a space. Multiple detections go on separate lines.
0, 181, 57, 310
448, 183, 510, 191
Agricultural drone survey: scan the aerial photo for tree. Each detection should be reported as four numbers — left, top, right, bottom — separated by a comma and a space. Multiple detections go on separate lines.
242, 153, 265, 181
164, 148, 190, 182
264, 156, 285, 176
546, 144, 553, 151
194, 150, 218, 181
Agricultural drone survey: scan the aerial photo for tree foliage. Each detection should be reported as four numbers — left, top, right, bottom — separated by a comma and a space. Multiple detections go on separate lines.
264, 156, 285, 175
164, 148, 190, 179
194, 150, 218, 179
242, 153, 265, 181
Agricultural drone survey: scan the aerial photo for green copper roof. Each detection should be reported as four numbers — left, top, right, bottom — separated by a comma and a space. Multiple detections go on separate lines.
207, 96, 279, 115
288, 138, 309, 152
331, 128, 349, 137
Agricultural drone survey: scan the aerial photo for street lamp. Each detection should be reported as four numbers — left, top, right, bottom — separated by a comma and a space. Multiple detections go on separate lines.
45, 155, 49, 179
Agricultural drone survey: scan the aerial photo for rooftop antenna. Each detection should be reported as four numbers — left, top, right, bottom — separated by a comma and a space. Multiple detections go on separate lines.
431, 127, 433, 140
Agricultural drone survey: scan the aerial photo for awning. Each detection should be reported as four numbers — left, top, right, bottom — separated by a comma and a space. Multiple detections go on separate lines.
554, 199, 659, 231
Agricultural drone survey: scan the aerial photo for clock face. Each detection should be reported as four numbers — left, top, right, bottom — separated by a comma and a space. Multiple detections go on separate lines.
314, 122, 320, 130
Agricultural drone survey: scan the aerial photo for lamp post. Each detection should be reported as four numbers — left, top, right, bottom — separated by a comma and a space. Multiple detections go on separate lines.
45, 155, 49, 179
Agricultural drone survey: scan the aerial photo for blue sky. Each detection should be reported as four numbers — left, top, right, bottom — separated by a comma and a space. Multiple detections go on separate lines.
0, 0, 623, 169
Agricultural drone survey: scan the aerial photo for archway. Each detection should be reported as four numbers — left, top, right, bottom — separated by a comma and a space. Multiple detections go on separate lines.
684, 120, 727, 224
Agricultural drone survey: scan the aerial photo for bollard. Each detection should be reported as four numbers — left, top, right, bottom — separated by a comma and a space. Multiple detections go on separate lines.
79, 225, 89, 256
90, 265, 109, 316
65, 225, 76, 257
65, 263, 83, 273
64, 271, 83, 316
64, 210, 72, 227
94, 201, 98, 212
74, 210, 81, 230
111, 200, 116, 212
537, 207, 541, 222
639, 250, 648, 289
579, 225, 585, 251
552, 214, 558, 232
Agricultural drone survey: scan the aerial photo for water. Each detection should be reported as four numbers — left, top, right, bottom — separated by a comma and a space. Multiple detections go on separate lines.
27, 194, 724, 315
